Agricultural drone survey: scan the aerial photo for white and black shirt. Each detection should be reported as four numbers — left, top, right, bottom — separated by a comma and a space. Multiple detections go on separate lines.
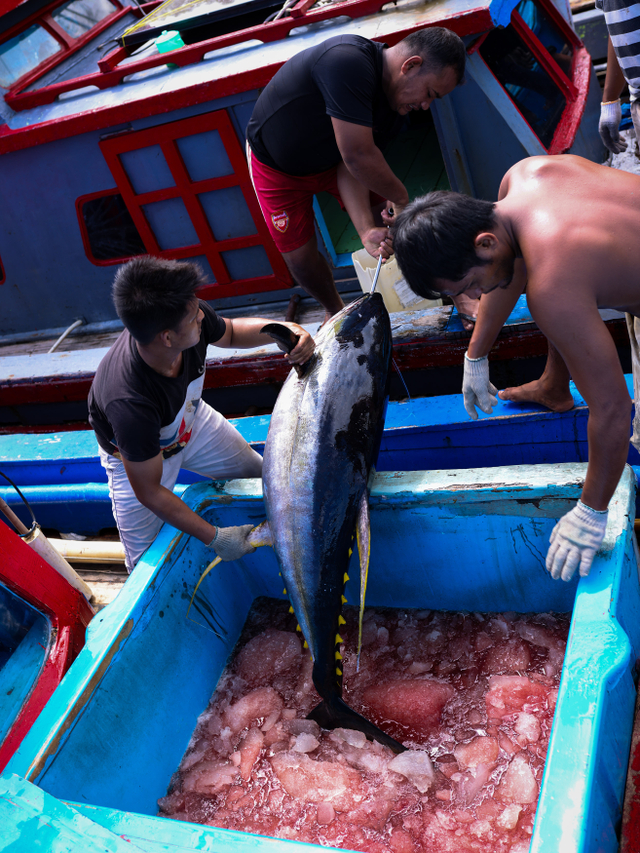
597, 0, 640, 101
88, 301, 226, 462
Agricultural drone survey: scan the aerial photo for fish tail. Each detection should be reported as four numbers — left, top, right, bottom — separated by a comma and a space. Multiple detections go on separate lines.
307, 696, 406, 754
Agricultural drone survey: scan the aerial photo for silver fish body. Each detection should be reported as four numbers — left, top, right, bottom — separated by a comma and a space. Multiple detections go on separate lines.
262, 293, 404, 752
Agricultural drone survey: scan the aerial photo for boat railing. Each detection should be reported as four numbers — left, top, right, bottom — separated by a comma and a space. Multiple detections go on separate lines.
6, 0, 406, 112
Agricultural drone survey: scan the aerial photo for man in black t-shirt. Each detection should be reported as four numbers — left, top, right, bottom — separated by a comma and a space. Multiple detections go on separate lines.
88, 256, 313, 573
246, 28, 468, 322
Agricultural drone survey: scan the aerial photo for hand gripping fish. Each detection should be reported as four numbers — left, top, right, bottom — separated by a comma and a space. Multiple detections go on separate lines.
260, 293, 405, 754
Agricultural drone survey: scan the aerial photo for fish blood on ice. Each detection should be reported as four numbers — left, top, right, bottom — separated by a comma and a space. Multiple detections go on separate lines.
159, 600, 569, 852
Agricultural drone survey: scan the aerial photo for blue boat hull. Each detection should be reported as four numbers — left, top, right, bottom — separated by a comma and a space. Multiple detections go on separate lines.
1, 377, 639, 534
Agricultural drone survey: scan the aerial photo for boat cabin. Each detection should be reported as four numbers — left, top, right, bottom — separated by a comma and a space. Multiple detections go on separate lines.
0, 0, 603, 342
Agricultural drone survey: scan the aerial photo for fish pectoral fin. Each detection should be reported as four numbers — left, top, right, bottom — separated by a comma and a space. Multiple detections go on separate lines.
260, 323, 314, 378
261, 322, 300, 354
356, 491, 371, 671
247, 520, 273, 549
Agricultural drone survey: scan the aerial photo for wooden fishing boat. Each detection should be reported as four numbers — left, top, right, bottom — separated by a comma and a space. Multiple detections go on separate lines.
2, 371, 639, 536
0, 0, 607, 427
0, 522, 94, 772
3, 463, 639, 852
0, 295, 630, 429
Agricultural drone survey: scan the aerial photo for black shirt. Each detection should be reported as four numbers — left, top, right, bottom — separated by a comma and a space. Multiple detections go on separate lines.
88, 301, 226, 462
246, 34, 399, 176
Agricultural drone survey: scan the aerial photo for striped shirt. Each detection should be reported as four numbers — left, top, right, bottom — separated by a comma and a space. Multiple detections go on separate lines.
596, 0, 640, 100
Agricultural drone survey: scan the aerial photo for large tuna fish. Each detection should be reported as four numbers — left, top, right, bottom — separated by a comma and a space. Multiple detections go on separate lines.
261, 293, 405, 753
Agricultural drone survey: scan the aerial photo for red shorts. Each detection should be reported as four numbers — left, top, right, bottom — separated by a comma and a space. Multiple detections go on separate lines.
247, 144, 345, 254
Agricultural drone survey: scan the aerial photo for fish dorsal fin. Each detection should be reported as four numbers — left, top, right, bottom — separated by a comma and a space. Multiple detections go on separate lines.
355, 490, 371, 672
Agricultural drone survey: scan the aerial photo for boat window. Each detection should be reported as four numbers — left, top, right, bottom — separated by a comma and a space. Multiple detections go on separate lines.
479, 5, 567, 149
96, 109, 291, 297
79, 192, 146, 262
0, 25, 62, 89
517, 0, 573, 70
51, 0, 118, 39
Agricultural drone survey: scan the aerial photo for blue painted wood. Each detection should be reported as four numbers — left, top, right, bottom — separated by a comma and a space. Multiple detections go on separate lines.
0, 590, 50, 746
0, 772, 147, 852
1, 373, 639, 532
5, 463, 639, 853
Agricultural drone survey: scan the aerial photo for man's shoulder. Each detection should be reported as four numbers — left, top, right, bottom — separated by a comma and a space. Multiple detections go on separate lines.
312, 34, 379, 66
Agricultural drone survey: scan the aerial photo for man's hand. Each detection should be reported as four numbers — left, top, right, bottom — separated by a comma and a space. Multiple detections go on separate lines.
283, 324, 315, 364
381, 201, 407, 227
546, 501, 608, 582
463, 352, 498, 419
362, 226, 393, 260
599, 100, 626, 154
209, 524, 256, 561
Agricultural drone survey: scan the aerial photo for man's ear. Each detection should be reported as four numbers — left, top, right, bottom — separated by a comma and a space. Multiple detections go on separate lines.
400, 55, 423, 75
474, 232, 498, 259
158, 328, 173, 348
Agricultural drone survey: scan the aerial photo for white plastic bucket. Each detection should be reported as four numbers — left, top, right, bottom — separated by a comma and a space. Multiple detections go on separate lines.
352, 249, 442, 313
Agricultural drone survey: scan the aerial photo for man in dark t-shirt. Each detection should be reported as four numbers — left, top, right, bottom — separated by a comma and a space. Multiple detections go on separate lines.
88, 256, 313, 572
246, 27, 467, 322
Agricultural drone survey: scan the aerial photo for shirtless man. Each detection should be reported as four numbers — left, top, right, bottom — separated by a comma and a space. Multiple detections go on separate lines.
392, 154, 640, 582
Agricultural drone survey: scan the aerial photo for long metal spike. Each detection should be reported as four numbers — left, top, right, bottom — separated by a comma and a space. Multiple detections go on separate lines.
370, 254, 383, 294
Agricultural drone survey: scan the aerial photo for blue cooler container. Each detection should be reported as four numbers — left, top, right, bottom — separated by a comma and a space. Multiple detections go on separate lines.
4, 462, 640, 853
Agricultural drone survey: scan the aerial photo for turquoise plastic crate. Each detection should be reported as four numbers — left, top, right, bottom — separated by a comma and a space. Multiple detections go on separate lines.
5, 463, 640, 853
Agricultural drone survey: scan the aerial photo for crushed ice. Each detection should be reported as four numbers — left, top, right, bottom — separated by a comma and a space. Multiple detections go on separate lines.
158, 601, 569, 852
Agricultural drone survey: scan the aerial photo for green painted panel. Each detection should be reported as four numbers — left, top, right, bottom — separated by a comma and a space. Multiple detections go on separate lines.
316, 117, 449, 257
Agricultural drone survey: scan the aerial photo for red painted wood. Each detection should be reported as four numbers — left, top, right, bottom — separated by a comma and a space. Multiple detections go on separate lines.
5, 1, 494, 112
548, 46, 591, 155
0, 6, 494, 157
2, 2, 129, 95
0, 523, 94, 770
98, 109, 293, 293
511, 10, 577, 100
621, 686, 640, 853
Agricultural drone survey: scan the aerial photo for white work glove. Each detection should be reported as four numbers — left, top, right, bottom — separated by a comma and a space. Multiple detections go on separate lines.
208, 524, 256, 561
546, 500, 608, 582
463, 352, 498, 420
599, 100, 626, 154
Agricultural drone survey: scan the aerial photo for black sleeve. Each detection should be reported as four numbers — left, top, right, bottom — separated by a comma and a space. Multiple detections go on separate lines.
313, 43, 378, 128
201, 300, 227, 346
104, 397, 164, 463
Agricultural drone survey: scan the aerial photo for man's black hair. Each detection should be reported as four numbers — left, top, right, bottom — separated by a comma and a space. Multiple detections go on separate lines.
400, 28, 466, 84
112, 256, 207, 345
393, 191, 496, 299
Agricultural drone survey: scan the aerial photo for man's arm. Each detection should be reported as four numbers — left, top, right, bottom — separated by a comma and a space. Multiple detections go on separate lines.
123, 453, 218, 544
467, 261, 527, 359
600, 37, 627, 153
123, 453, 257, 560
533, 295, 631, 580
544, 305, 631, 511
215, 318, 315, 364
331, 118, 409, 214
461, 261, 527, 418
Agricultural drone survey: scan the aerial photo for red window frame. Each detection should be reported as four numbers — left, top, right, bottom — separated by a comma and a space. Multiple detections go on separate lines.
1, 0, 128, 93
0, 252, 5, 285
96, 109, 292, 299
480, 0, 590, 154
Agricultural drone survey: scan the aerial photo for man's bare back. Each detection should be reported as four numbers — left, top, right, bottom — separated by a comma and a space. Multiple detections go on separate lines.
393, 155, 640, 582
501, 155, 640, 317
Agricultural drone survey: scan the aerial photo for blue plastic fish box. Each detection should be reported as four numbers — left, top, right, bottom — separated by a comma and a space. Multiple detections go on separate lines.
5, 463, 640, 853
